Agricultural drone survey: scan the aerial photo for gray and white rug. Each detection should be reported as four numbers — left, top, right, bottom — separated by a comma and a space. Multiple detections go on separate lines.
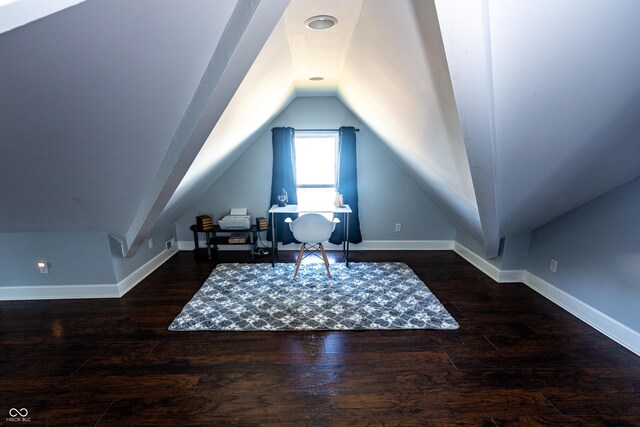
169, 262, 459, 331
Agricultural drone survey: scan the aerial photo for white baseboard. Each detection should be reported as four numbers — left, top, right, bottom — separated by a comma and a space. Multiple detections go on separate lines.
0, 247, 178, 301
6, 239, 637, 357
0, 283, 120, 300
496, 269, 525, 283
324, 240, 455, 250
117, 247, 179, 297
453, 241, 640, 356
453, 242, 524, 283
178, 239, 454, 252
523, 271, 640, 357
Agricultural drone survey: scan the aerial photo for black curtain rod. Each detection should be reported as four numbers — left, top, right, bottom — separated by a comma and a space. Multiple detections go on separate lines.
295, 128, 360, 132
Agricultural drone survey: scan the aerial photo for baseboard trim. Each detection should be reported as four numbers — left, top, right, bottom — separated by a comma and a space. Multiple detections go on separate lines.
178, 239, 455, 252
452, 242, 525, 283
0, 247, 178, 301
324, 240, 455, 250
0, 283, 120, 300
3, 240, 638, 356
117, 247, 179, 297
453, 242, 500, 281
497, 269, 526, 283
453, 242, 640, 355
523, 271, 640, 357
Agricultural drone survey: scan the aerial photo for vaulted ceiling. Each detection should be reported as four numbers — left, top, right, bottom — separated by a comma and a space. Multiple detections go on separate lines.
2, 0, 640, 259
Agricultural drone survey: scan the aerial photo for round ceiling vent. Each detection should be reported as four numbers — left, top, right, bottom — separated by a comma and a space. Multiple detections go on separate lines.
304, 15, 338, 30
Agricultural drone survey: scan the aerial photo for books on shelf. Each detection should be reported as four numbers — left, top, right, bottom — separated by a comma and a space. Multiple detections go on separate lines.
256, 216, 268, 231
196, 215, 213, 231
228, 234, 247, 244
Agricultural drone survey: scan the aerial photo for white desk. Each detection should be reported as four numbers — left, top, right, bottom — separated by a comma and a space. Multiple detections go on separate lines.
268, 204, 352, 267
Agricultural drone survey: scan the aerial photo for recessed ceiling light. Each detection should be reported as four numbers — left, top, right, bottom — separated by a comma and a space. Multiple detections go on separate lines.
309, 76, 324, 81
304, 15, 338, 30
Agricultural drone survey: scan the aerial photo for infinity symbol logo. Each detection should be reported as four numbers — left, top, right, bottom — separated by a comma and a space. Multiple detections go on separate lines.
9, 408, 28, 417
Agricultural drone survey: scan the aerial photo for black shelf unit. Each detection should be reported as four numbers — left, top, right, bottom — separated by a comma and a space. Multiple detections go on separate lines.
190, 224, 258, 260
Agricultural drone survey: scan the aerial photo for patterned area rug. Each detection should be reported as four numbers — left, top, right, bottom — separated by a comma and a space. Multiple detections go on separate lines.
169, 262, 459, 331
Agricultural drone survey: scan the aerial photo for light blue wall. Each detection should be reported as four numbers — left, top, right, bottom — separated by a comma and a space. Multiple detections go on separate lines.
176, 96, 456, 243
456, 174, 640, 334
0, 232, 116, 286
500, 232, 532, 270
527, 177, 640, 331
0, 226, 177, 289
111, 225, 176, 282
455, 229, 531, 271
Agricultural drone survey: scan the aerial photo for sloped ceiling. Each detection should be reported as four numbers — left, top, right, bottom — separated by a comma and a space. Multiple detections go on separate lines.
157, 0, 365, 230
489, 0, 640, 236
436, 0, 640, 254
160, 0, 483, 251
0, 0, 84, 34
338, 0, 482, 244
165, 0, 640, 258
3, 0, 640, 259
1, 0, 237, 235
0, 0, 289, 256
157, 11, 297, 230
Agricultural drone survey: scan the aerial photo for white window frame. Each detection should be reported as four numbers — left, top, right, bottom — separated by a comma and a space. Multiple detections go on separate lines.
294, 132, 338, 209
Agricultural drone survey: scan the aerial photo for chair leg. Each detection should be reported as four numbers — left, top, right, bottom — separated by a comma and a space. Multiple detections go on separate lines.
319, 243, 331, 278
293, 244, 305, 279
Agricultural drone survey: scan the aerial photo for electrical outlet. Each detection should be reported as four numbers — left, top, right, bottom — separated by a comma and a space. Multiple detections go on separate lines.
550, 259, 558, 272
37, 261, 48, 274
395, 223, 401, 232
165, 240, 172, 250
148, 238, 153, 249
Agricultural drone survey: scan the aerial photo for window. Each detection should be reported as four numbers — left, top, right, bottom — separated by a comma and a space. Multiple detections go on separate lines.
294, 133, 338, 209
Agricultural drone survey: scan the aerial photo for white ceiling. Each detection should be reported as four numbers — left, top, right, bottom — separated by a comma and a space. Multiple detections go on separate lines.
0, 0, 237, 236
160, 0, 367, 228
163, 0, 482, 244
284, 0, 362, 95
489, 0, 640, 236
0, 0, 84, 34
3, 0, 640, 259
163, 0, 483, 247
0, 0, 289, 255
338, 0, 482, 242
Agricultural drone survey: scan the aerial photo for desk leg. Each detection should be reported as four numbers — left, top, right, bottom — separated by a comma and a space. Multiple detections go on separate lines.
346, 212, 350, 267
342, 214, 346, 262
271, 211, 277, 267
342, 212, 349, 268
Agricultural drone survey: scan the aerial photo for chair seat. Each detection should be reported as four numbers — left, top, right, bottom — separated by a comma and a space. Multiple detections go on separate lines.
285, 213, 340, 279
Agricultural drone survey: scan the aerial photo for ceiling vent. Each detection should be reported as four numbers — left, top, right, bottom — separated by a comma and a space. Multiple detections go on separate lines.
304, 15, 338, 30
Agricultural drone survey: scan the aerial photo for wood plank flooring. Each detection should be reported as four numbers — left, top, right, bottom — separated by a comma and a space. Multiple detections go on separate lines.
1, 250, 639, 426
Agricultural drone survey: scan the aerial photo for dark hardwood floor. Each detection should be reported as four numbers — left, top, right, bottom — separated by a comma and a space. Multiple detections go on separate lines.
1, 250, 639, 426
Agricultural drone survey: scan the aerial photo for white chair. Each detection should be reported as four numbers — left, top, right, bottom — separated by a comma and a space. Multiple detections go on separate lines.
285, 213, 340, 279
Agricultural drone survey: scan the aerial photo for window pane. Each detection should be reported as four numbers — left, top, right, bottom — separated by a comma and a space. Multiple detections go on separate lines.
295, 136, 336, 185
297, 188, 336, 212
